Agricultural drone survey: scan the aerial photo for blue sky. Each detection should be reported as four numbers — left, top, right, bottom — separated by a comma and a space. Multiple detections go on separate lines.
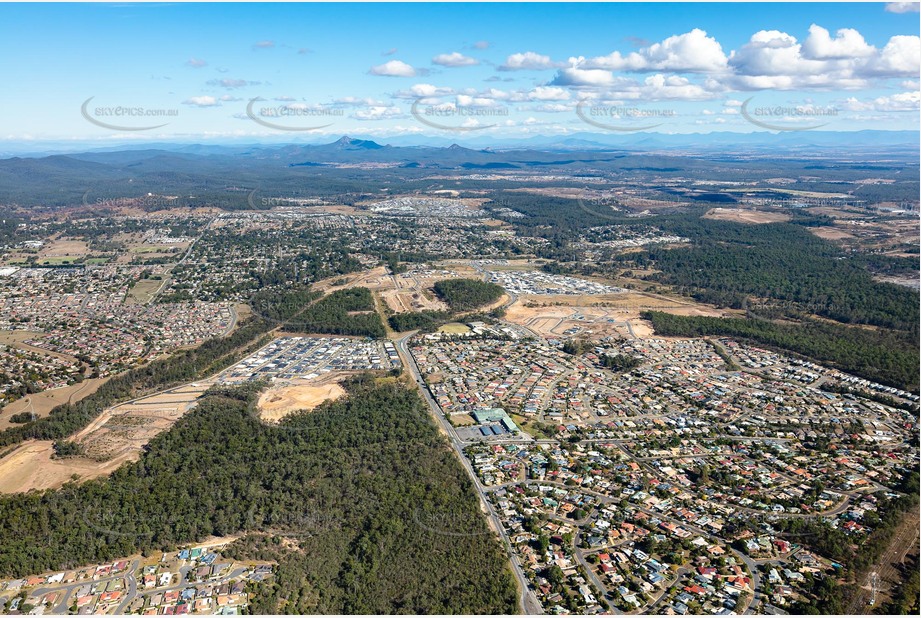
0, 2, 918, 143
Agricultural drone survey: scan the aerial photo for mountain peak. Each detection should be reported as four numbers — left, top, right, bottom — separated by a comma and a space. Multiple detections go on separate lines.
331, 136, 383, 149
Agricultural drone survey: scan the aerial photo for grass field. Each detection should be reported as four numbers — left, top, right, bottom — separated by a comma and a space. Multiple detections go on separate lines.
438, 322, 471, 334
128, 278, 166, 304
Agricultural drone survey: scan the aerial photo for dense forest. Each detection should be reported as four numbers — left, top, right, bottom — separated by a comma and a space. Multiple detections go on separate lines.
0, 378, 518, 614
283, 287, 386, 338
433, 278, 505, 312
388, 310, 451, 333
642, 220, 919, 333
643, 311, 919, 392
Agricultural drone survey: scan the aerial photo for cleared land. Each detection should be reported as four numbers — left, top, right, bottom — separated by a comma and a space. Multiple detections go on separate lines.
127, 277, 167, 304
504, 291, 732, 340
438, 323, 471, 334
704, 208, 791, 224
0, 441, 124, 494
257, 378, 346, 423
0, 382, 211, 493
37, 237, 90, 265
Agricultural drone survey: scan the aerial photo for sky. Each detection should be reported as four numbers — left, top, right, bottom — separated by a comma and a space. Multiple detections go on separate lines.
0, 2, 918, 144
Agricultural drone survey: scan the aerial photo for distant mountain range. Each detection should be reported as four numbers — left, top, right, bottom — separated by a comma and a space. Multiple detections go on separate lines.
1, 130, 917, 159
0, 133, 916, 208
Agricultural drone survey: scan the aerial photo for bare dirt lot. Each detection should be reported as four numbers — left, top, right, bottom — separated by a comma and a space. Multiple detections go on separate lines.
504, 292, 732, 339
704, 208, 791, 224
0, 441, 128, 494
809, 226, 857, 241
0, 382, 211, 493
257, 378, 346, 422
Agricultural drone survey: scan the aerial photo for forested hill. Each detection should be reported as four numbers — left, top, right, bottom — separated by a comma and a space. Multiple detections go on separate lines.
0, 378, 518, 614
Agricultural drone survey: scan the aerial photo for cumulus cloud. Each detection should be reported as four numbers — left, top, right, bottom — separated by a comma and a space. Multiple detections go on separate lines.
335, 96, 388, 106
393, 83, 455, 99
186, 58, 207, 68
353, 106, 405, 120
433, 52, 479, 67
885, 2, 919, 12
369, 60, 417, 77
868, 35, 921, 75
802, 25, 875, 59
728, 27, 920, 89
530, 103, 571, 113
842, 90, 920, 111
527, 86, 571, 101
579, 29, 728, 73
499, 51, 558, 71
183, 96, 220, 107
552, 67, 620, 87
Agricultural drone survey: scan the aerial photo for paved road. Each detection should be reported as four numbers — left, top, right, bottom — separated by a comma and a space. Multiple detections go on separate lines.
31, 559, 140, 614
396, 332, 543, 615
29, 560, 253, 615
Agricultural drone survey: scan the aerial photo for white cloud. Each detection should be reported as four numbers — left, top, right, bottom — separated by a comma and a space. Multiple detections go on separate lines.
393, 83, 455, 100
842, 90, 920, 111
183, 96, 220, 107
207, 78, 259, 89
186, 58, 207, 68
252, 40, 275, 50
580, 29, 728, 73
433, 52, 479, 67
456, 94, 507, 109
868, 35, 921, 76
552, 67, 619, 87
353, 106, 404, 120
335, 96, 388, 106
499, 51, 557, 71
369, 60, 417, 77
885, 2, 919, 12
728, 27, 921, 89
530, 103, 571, 113
802, 25, 875, 59
528, 86, 571, 101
